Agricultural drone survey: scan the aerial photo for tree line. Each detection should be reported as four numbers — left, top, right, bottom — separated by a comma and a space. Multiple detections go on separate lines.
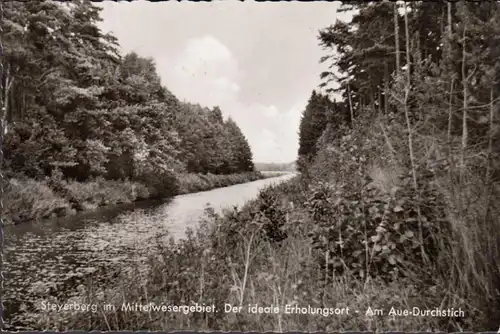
299, 1, 499, 178
254, 161, 296, 172
2, 0, 255, 194
297, 1, 500, 328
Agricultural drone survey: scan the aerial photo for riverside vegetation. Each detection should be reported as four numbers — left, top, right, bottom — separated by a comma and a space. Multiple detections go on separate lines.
3, 1, 500, 332
2, 1, 268, 224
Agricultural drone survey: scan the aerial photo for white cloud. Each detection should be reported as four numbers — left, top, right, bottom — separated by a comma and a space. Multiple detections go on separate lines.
231, 99, 306, 163
184, 35, 235, 66
264, 105, 279, 118
159, 35, 242, 107
250, 128, 281, 163
273, 100, 307, 162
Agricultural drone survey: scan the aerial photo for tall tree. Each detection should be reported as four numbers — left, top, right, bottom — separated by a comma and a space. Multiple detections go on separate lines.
224, 117, 254, 173
297, 90, 338, 171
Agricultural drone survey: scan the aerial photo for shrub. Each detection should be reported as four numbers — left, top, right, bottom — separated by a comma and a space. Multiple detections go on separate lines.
4, 178, 71, 223
134, 167, 179, 199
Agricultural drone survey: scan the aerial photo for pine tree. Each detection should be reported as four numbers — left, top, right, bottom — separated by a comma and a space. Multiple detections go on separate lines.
297, 90, 336, 172
224, 117, 254, 173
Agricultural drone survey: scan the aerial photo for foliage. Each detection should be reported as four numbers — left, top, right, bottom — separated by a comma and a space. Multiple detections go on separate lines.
297, 91, 346, 173
308, 1, 500, 329
174, 104, 255, 175
3, 0, 256, 220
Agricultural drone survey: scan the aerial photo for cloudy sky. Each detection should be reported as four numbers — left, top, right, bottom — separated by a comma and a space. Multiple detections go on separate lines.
98, 1, 352, 163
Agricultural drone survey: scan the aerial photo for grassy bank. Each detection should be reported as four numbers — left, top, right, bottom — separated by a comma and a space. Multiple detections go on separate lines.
175, 171, 269, 194
4, 171, 268, 225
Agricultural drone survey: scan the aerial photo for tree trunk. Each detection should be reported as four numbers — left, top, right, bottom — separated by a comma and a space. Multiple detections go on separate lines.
447, 78, 455, 152
347, 82, 354, 126
445, 2, 453, 65
447, 2, 452, 41
446, 1, 454, 169
460, 24, 468, 182
384, 63, 389, 115
486, 87, 495, 184
404, 1, 411, 85
394, 1, 401, 75
1, 62, 12, 136
403, 2, 427, 264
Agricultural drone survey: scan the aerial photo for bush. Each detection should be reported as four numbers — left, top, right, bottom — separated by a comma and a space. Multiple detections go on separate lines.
134, 167, 179, 199
304, 177, 447, 282
4, 178, 71, 223
4, 170, 152, 224
63, 177, 150, 209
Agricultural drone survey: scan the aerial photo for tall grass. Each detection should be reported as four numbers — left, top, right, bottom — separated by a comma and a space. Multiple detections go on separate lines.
4, 177, 148, 224
4, 178, 73, 223
38, 205, 460, 331
434, 159, 500, 329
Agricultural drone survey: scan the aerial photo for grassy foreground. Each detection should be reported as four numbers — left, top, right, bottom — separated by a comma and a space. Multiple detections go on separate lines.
4, 171, 267, 224
26, 172, 497, 331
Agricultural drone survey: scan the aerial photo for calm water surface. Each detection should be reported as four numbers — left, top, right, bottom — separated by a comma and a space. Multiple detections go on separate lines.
3, 173, 296, 328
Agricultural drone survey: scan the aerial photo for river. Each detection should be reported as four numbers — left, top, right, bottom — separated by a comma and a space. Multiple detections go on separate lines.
3, 172, 296, 329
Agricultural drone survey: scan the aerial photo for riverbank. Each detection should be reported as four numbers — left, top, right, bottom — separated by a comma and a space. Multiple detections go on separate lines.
3, 171, 269, 225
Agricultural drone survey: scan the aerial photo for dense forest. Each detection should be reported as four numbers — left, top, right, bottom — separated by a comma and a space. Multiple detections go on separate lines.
1, 0, 259, 223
